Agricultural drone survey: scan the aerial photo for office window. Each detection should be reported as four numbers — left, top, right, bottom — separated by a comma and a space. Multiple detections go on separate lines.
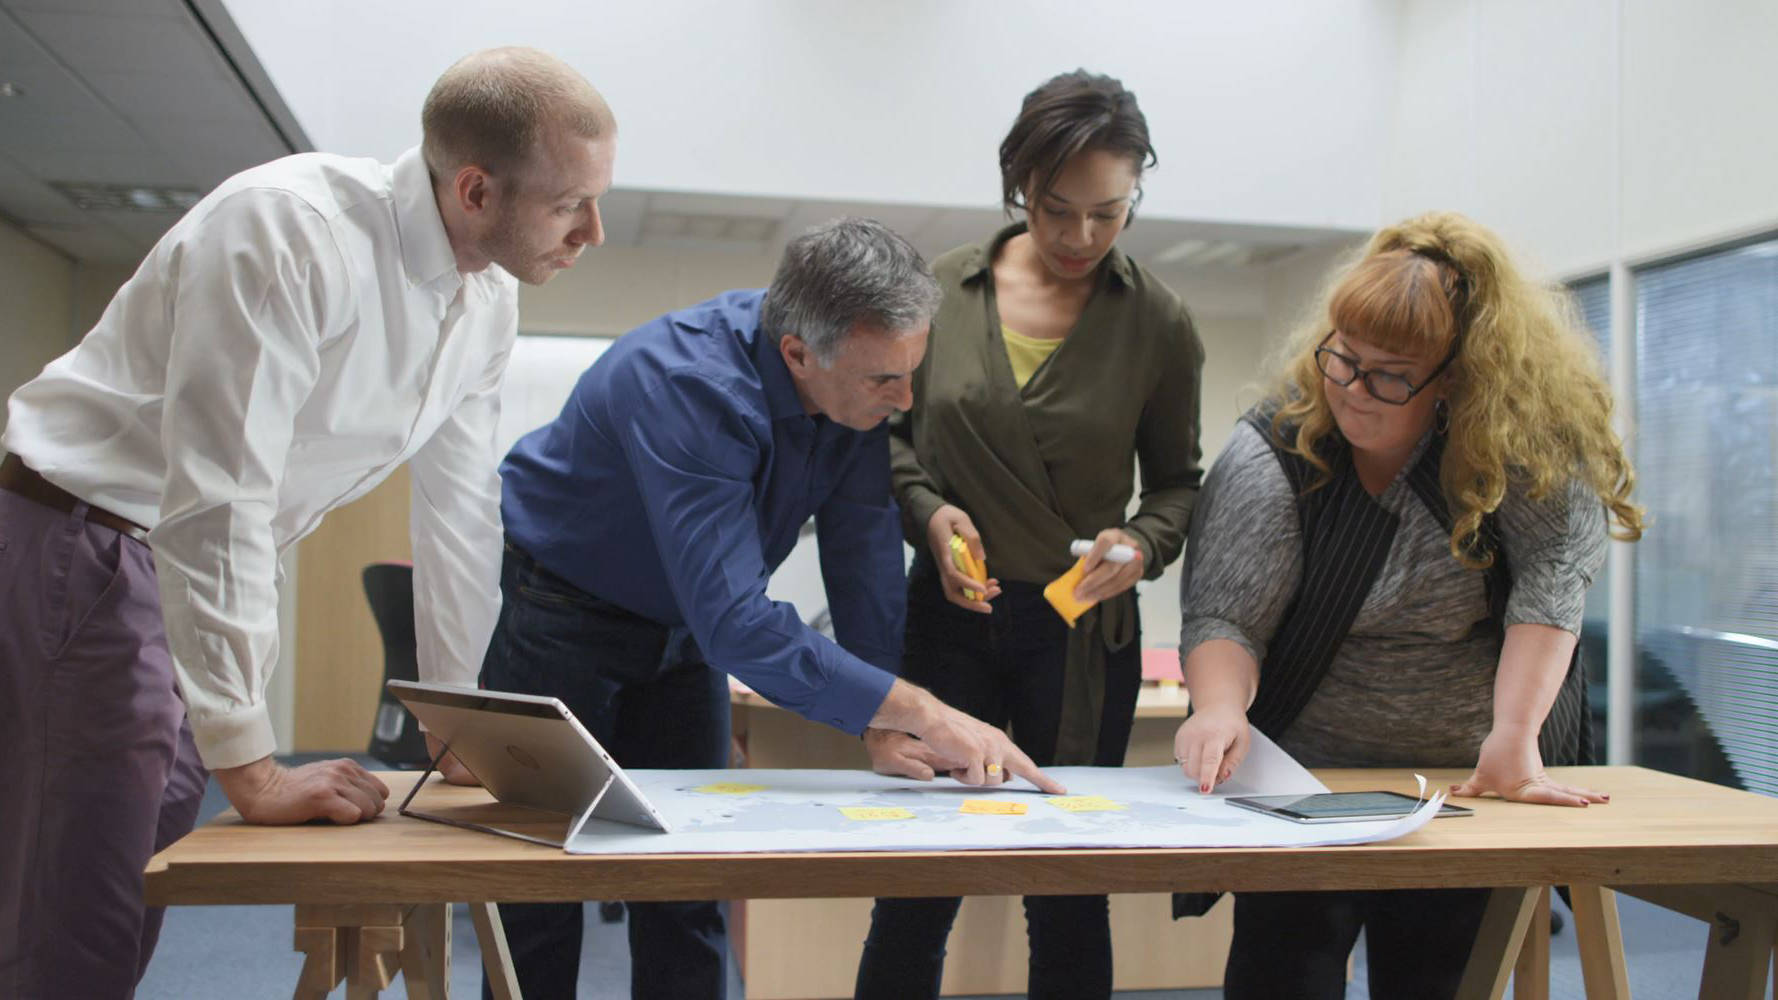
1633, 237, 1778, 793
1567, 275, 1613, 760
1571, 275, 1611, 362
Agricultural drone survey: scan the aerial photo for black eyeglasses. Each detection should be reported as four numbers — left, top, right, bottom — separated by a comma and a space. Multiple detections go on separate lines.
1314, 332, 1457, 406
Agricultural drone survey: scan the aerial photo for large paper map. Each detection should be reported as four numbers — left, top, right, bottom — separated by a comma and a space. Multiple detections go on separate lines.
565, 732, 1443, 855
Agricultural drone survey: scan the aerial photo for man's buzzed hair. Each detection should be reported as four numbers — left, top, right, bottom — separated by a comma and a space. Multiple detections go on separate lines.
421, 47, 613, 182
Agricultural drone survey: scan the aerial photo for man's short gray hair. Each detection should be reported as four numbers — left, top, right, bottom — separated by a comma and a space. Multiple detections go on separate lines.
760, 218, 942, 365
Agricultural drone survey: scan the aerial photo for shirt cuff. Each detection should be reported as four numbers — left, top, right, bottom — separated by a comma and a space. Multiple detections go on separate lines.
803, 655, 897, 736
897, 487, 948, 548
189, 702, 279, 771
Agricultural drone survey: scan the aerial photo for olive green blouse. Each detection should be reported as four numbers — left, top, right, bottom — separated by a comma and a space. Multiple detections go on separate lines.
890, 222, 1206, 762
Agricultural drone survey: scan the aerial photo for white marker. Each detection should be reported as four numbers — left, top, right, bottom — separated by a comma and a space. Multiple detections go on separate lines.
1070, 539, 1137, 564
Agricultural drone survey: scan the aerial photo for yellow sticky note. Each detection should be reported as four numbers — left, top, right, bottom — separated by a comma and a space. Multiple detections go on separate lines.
1043, 558, 1094, 627
693, 782, 767, 795
949, 534, 987, 601
960, 799, 1028, 815
839, 806, 915, 821
1045, 795, 1127, 813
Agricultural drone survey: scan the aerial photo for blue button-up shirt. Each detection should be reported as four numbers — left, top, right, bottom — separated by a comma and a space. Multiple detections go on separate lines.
500, 290, 903, 733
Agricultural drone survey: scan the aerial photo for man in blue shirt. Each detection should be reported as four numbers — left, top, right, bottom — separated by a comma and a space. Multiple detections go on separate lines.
474, 218, 1062, 999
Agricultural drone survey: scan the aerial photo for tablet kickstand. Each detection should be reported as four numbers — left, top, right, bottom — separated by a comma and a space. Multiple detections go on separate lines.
397, 736, 581, 849
565, 771, 618, 844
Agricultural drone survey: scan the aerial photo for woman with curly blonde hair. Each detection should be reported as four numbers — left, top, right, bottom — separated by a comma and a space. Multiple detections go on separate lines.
1171, 211, 1644, 999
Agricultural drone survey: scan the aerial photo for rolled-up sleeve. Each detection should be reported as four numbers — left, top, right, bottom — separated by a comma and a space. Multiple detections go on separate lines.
150, 190, 344, 769
622, 371, 894, 732
410, 306, 515, 688
1496, 476, 1608, 634
1178, 423, 1302, 670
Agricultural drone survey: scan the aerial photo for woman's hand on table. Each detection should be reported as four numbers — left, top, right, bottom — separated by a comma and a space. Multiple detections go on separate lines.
1450, 725, 1609, 807
1173, 709, 1250, 794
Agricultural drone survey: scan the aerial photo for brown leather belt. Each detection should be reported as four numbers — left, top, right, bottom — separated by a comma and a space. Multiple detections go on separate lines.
0, 453, 149, 543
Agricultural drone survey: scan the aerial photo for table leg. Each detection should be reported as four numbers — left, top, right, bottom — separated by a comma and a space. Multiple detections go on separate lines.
1613, 883, 1778, 1000
1569, 884, 1630, 1000
470, 901, 523, 1000
1455, 886, 1540, 1000
399, 903, 452, 999
1512, 887, 1551, 1000
293, 925, 343, 1000
290, 904, 418, 1000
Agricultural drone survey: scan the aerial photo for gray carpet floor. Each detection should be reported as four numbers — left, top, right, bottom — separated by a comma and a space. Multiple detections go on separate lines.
136, 764, 1770, 999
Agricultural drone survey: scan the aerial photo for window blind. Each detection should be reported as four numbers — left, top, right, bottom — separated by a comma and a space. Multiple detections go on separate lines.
1633, 237, 1778, 795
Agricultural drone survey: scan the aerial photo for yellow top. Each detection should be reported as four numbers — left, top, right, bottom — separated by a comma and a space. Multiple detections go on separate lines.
1002, 325, 1063, 388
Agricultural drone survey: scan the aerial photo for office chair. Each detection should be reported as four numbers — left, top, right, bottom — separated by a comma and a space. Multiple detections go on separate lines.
362, 561, 431, 768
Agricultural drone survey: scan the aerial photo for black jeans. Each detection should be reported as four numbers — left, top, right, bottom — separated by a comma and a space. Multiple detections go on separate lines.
480, 542, 731, 1000
854, 552, 1142, 1000
1223, 888, 1492, 1000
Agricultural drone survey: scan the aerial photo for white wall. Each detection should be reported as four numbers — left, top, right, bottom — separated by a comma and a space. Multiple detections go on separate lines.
221, 0, 1399, 231
0, 219, 75, 436
1387, 0, 1778, 276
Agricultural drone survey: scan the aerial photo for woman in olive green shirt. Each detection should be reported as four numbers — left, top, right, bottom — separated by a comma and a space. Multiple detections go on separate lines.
857, 70, 1205, 1000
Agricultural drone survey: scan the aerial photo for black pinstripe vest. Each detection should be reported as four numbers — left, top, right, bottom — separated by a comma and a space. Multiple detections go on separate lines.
1172, 407, 1592, 921
1240, 404, 1591, 767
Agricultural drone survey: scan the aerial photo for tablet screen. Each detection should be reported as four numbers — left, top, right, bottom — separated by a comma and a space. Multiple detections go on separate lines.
1228, 790, 1472, 822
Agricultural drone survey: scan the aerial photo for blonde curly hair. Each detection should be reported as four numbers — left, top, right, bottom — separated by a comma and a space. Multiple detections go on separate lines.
1270, 211, 1645, 566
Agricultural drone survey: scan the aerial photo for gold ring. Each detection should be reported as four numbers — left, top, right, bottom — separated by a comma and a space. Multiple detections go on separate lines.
986, 763, 1002, 776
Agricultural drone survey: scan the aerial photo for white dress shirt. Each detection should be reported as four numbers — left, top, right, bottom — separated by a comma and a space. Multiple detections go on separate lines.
3, 147, 516, 769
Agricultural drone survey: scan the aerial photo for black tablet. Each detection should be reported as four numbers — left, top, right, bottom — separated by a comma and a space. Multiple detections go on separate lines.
1227, 790, 1472, 824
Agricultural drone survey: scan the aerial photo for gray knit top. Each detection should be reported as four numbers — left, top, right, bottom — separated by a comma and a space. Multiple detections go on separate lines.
1179, 420, 1608, 768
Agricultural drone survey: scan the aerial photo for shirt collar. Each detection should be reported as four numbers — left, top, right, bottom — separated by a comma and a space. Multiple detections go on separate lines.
748, 293, 813, 422
392, 146, 463, 296
959, 220, 1135, 289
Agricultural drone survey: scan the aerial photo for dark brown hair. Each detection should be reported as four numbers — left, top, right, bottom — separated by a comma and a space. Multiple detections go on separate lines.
999, 70, 1156, 217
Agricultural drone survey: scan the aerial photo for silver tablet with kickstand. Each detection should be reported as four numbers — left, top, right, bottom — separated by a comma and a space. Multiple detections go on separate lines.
387, 680, 669, 846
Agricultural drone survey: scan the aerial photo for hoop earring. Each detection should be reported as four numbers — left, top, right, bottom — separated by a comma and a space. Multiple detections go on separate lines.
1434, 398, 1451, 435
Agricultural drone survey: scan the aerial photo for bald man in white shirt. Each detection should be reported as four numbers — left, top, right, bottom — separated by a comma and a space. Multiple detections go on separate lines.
0, 47, 614, 998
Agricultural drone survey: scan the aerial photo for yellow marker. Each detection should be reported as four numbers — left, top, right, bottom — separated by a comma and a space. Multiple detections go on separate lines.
1045, 795, 1127, 813
960, 799, 1028, 815
840, 806, 915, 821
1043, 558, 1093, 627
948, 534, 987, 601
693, 782, 767, 795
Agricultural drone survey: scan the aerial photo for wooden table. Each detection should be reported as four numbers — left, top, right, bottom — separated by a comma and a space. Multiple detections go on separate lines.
728, 678, 1215, 997
145, 765, 1778, 999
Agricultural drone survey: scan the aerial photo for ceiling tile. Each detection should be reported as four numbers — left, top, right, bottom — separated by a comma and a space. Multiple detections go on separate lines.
85, 70, 262, 125
12, 146, 188, 187
13, 8, 224, 78
0, 151, 86, 225
24, 221, 143, 262
2, 0, 185, 15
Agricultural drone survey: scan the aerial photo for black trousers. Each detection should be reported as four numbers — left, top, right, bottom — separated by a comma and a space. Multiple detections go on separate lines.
854, 552, 1142, 1000
480, 542, 731, 1000
1224, 887, 1492, 1000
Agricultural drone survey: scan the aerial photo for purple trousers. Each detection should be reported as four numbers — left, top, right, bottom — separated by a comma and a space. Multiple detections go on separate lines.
0, 489, 208, 999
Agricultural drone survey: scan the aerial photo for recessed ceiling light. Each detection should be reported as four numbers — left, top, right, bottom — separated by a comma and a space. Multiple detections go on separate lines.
0, 83, 23, 99
49, 181, 203, 213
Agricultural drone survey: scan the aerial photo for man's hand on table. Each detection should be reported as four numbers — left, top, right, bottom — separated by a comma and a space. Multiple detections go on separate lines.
424, 731, 481, 786
863, 728, 961, 781
213, 755, 391, 825
869, 680, 1067, 794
